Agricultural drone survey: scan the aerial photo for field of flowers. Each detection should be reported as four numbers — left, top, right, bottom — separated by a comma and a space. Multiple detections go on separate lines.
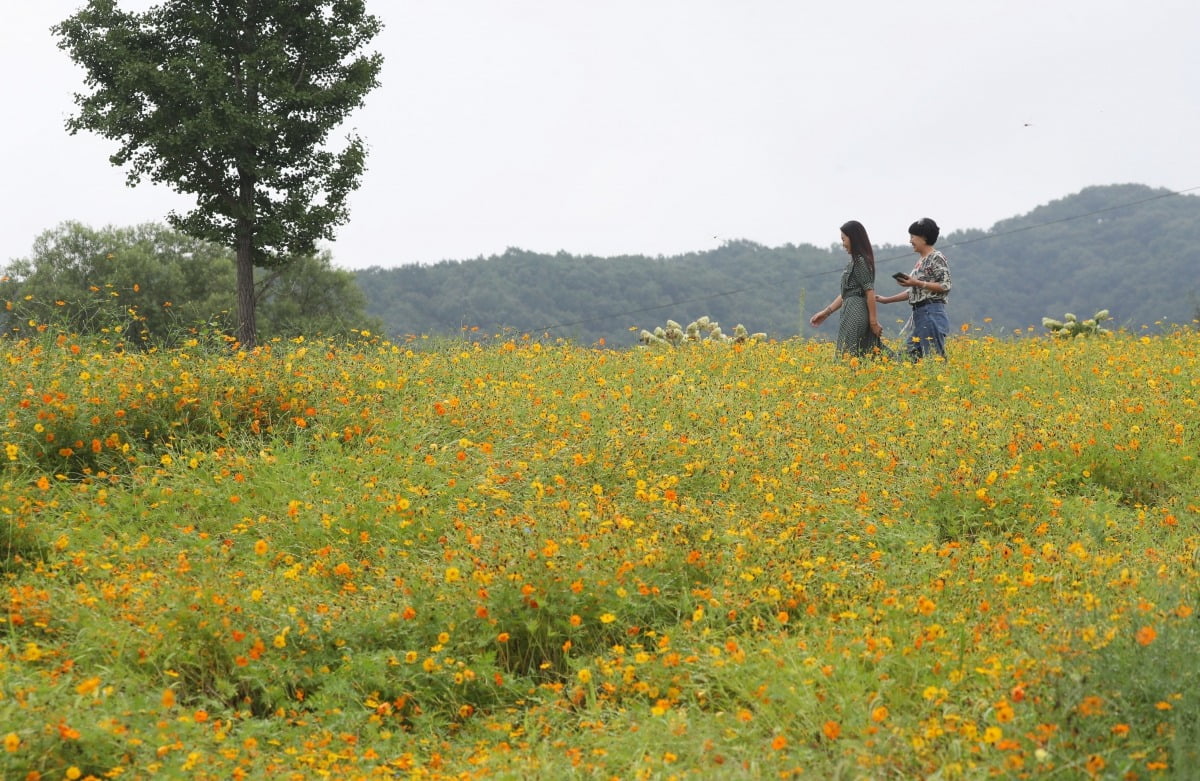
2, 325, 1198, 779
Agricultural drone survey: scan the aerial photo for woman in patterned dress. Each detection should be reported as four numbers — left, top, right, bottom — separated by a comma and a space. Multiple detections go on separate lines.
809, 220, 886, 357
876, 217, 951, 360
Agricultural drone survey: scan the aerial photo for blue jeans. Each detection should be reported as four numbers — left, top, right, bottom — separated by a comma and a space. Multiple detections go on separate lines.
908, 301, 948, 360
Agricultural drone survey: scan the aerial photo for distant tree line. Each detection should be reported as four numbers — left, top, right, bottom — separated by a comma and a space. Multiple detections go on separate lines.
357, 184, 1200, 346
4, 185, 1195, 349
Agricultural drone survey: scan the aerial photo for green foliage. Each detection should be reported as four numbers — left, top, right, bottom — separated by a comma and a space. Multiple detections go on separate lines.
927, 465, 1055, 543
255, 252, 385, 340
1046, 581, 1200, 772
638, 315, 766, 347
1042, 308, 1112, 338
1, 222, 236, 345
1, 222, 381, 345
53, 0, 383, 347
355, 185, 1200, 344
1, 505, 50, 574
1081, 440, 1194, 507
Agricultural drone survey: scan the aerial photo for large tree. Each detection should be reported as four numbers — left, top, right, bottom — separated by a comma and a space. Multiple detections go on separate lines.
54, 1, 383, 347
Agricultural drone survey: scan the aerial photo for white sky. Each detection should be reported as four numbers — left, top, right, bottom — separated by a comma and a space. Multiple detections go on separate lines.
3, 1, 1198, 270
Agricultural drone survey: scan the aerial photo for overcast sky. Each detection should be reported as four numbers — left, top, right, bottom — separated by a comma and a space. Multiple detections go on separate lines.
3, 1, 1198, 270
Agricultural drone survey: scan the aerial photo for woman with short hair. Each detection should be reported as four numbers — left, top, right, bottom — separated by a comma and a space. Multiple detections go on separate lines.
877, 217, 951, 360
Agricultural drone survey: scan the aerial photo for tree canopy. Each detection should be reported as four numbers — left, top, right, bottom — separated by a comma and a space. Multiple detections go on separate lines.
54, 0, 383, 347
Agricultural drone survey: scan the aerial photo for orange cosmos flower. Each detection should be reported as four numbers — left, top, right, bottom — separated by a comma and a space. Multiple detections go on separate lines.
74, 677, 101, 696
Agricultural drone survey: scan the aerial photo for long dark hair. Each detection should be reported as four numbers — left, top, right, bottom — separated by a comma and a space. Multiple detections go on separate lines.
840, 220, 875, 272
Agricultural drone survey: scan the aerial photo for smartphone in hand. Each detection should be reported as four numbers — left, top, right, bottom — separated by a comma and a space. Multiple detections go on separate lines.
891, 272, 910, 282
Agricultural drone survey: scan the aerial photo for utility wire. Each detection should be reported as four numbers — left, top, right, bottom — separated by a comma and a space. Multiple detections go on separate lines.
534, 185, 1200, 332
818, 184, 1200, 275
888, 183, 1200, 264
533, 287, 747, 333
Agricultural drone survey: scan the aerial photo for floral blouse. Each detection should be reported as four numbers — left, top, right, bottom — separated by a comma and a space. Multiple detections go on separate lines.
908, 249, 951, 305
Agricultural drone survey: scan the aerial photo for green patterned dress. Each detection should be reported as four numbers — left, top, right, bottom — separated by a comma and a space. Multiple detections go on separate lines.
836, 254, 885, 357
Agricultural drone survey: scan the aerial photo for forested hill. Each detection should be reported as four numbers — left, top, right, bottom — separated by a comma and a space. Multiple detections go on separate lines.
355, 184, 1200, 346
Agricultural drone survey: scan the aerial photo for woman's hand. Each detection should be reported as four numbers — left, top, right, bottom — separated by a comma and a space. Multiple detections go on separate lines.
809, 309, 830, 327
869, 319, 882, 337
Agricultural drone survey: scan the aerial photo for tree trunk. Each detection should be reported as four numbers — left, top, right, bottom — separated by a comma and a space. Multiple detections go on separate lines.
234, 159, 258, 348
236, 232, 257, 348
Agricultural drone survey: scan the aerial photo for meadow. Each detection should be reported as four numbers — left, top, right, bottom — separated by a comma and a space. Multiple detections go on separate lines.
2, 322, 1198, 780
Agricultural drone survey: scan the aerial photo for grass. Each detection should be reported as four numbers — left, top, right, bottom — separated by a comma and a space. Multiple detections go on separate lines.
1, 323, 1198, 779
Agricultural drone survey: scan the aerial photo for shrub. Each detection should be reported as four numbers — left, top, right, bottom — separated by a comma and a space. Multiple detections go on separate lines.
1042, 309, 1111, 338
638, 315, 765, 347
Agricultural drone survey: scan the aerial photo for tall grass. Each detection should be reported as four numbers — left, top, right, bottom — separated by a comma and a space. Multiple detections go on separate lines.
1, 323, 1197, 779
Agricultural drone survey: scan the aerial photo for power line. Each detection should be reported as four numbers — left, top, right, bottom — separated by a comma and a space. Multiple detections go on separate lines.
902, 183, 1195, 255
533, 287, 747, 333
533, 185, 1200, 333
815, 184, 1200, 274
